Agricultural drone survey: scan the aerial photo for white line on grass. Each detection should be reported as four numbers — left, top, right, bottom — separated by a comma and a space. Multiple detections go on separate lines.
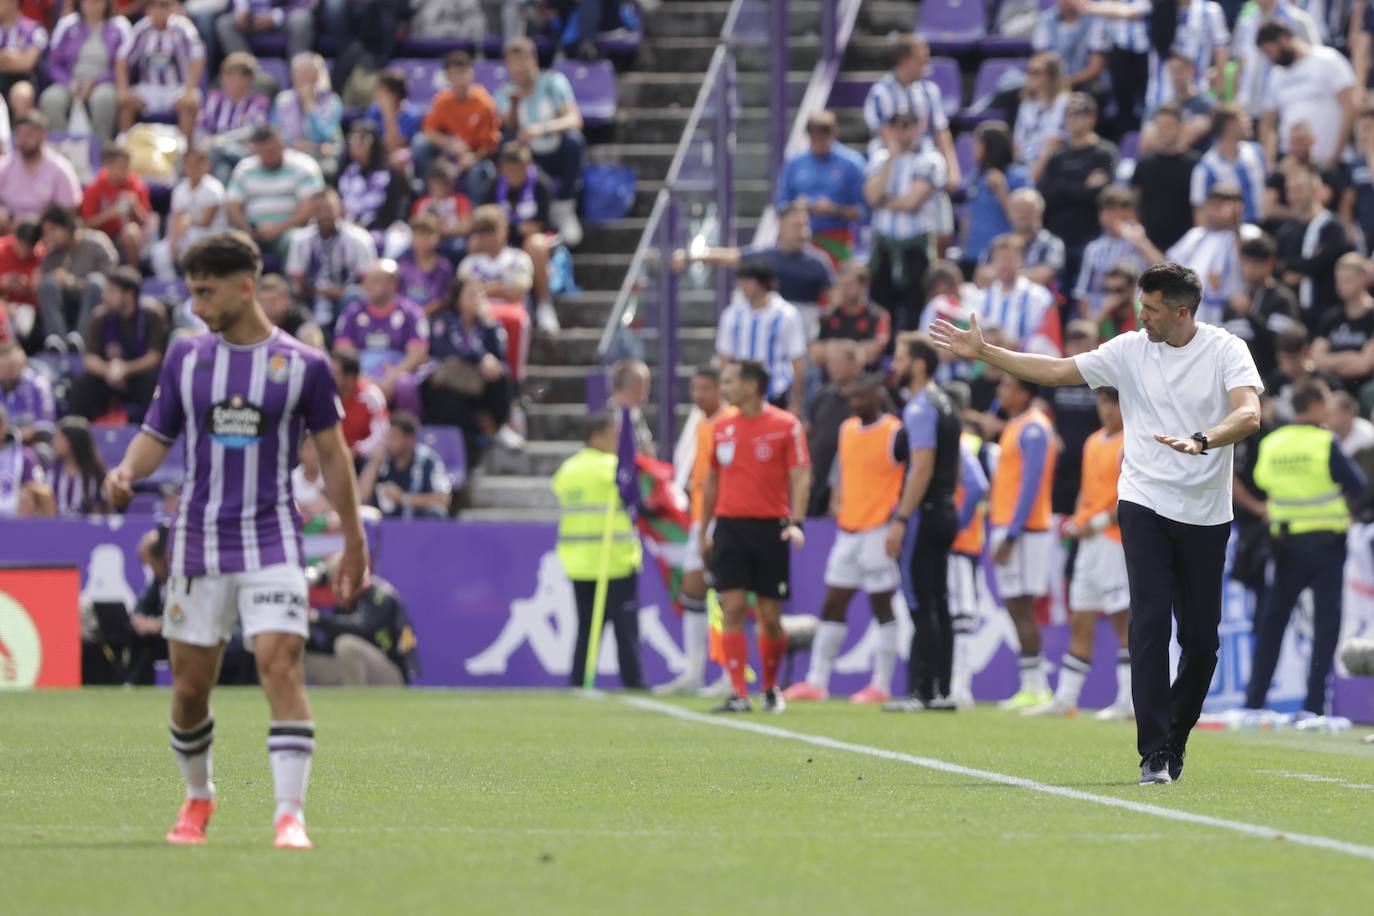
618, 696, 1374, 864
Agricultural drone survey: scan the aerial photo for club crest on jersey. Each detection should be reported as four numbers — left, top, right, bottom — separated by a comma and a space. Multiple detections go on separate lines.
715, 440, 735, 466
754, 441, 774, 462
209, 394, 265, 448
168, 603, 183, 622
267, 354, 290, 383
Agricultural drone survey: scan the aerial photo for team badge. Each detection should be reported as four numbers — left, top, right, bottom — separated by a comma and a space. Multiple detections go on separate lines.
268, 354, 290, 383
715, 441, 736, 466
168, 603, 183, 623
391, 311, 405, 329
754, 441, 774, 462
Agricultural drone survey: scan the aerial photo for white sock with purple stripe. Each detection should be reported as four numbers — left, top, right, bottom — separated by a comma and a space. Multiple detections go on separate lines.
170, 715, 216, 801
268, 720, 315, 824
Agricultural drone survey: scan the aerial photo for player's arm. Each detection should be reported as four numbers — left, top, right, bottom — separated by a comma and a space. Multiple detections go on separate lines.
955, 448, 989, 531
929, 313, 1085, 387
1156, 386, 1262, 454
1007, 427, 1048, 540
105, 432, 171, 509
313, 423, 370, 604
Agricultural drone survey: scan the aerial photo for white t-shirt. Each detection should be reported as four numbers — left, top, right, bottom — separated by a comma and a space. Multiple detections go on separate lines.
169, 175, 227, 254
1073, 324, 1264, 526
715, 292, 808, 402
457, 248, 535, 299
291, 465, 328, 513
1265, 46, 1356, 162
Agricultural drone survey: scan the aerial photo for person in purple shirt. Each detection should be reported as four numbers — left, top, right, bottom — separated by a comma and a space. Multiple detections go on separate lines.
396, 214, 453, 316
0, 400, 44, 517
0, 112, 81, 232
0, 340, 55, 441
332, 259, 429, 415
38, 0, 127, 142
51, 415, 108, 515
422, 279, 511, 457
199, 53, 272, 182
216, 0, 316, 64
0, 0, 48, 105
103, 230, 368, 850
69, 266, 168, 422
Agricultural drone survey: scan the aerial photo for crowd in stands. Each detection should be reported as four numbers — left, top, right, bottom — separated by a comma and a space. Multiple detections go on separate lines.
0, 0, 642, 521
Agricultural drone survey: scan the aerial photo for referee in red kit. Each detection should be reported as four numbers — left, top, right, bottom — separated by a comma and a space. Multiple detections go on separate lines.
699, 359, 811, 714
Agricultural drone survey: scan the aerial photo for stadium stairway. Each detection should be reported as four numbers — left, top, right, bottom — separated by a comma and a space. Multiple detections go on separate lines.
466, 1, 913, 519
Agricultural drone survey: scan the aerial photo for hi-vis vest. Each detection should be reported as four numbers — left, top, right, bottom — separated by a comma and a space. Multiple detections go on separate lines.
551, 448, 642, 580
1253, 424, 1349, 536
952, 432, 985, 556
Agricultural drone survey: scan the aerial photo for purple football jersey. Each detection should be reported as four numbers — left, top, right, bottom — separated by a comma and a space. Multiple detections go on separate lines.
141, 329, 343, 577
333, 300, 429, 379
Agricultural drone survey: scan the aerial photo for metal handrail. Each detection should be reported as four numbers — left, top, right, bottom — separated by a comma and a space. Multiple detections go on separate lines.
595, 0, 754, 362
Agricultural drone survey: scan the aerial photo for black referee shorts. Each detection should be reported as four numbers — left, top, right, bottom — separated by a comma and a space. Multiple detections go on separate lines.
710, 517, 791, 600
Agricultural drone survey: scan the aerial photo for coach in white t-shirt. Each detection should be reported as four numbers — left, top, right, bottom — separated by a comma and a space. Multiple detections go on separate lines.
1257, 20, 1356, 166
931, 262, 1263, 786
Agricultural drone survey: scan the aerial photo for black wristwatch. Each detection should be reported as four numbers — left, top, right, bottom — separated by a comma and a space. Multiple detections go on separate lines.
1191, 432, 1209, 455
788, 519, 805, 530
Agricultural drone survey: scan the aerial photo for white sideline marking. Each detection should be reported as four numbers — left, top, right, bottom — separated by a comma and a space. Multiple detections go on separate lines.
618, 696, 1374, 863
1259, 770, 1374, 791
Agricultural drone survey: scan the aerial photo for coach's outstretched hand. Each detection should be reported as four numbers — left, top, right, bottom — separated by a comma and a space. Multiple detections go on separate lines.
929, 314, 987, 361
1154, 433, 1204, 455
104, 466, 134, 511
781, 523, 805, 549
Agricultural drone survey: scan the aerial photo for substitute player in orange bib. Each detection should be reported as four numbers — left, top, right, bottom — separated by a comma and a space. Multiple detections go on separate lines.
784, 374, 906, 704
699, 360, 811, 714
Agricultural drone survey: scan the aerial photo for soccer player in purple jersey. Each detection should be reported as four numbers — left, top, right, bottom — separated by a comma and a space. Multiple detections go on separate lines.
104, 231, 369, 850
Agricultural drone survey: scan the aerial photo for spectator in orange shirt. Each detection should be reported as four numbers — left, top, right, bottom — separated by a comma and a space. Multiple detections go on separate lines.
0, 216, 41, 347
416, 50, 502, 202
330, 348, 389, 466
80, 143, 152, 267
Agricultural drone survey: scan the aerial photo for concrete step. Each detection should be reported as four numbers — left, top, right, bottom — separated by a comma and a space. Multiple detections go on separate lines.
466, 474, 561, 511
523, 362, 698, 405
644, 0, 914, 38
574, 214, 759, 257
632, 179, 772, 219
527, 325, 717, 367
615, 71, 810, 110
458, 508, 561, 523
558, 289, 721, 330
526, 402, 694, 442
615, 105, 868, 146
633, 36, 896, 74
591, 141, 778, 183
481, 438, 580, 477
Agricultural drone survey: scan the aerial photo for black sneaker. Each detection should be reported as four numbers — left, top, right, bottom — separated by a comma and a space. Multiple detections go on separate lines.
711, 694, 752, 714
763, 687, 786, 715
1139, 751, 1173, 785
1166, 750, 1185, 782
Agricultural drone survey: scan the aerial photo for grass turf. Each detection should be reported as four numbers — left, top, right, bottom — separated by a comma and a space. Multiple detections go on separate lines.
2, 688, 1373, 915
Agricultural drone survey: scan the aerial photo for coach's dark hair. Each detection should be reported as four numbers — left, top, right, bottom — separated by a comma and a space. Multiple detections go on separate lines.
1138, 262, 1203, 316
1240, 233, 1278, 262
181, 231, 263, 278
905, 333, 939, 378
1096, 387, 1120, 404
391, 411, 419, 437
1257, 20, 1292, 45
974, 120, 1013, 174
735, 359, 770, 397
584, 410, 617, 443
1291, 379, 1330, 415
330, 348, 361, 378
693, 364, 720, 383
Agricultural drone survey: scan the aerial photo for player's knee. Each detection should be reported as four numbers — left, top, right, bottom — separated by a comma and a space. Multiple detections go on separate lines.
254, 642, 303, 687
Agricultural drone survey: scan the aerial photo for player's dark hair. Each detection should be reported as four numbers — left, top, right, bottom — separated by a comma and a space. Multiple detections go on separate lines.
585, 410, 617, 443
331, 349, 361, 377
391, 411, 419, 437
906, 333, 939, 378
694, 364, 720, 383
735, 359, 770, 397
181, 231, 263, 278
1139, 261, 1203, 316
737, 258, 778, 290
1097, 387, 1120, 404
1291, 379, 1330, 415
1240, 234, 1277, 262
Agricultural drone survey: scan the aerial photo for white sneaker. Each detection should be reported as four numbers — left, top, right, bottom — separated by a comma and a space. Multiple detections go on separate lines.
535, 301, 561, 335
551, 200, 583, 247
1023, 697, 1077, 717
695, 675, 733, 699
653, 673, 705, 696
495, 424, 526, 451
949, 689, 975, 711
1094, 700, 1135, 721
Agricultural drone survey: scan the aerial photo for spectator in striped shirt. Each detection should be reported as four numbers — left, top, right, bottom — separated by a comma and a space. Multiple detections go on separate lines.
225, 124, 324, 261
715, 258, 808, 416
1001, 188, 1066, 289
1191, 103, 1268, 225
1074, 185, 1160, 320
862, 34, 960, 190
1085, 0, 1230, 116
114, 0, 204, 138
198, 53, 271, 181
1166, 183, 1245, 325
270, 50, 342, 178
1014, 51, 1071, 183
284, 188, 377, 332
216, 0, 315, 64
975, 234, 1060, 356
864, 107, 947, 332
0, 0, 47, 107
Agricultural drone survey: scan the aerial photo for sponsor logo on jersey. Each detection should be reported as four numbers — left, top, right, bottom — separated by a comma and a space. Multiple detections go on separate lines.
251, 591, 307, 608
208, 395, 265, 448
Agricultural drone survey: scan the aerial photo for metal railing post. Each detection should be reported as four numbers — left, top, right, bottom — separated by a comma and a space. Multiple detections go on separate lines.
657, 197, 681, 458
769, 0, 788, 181
821, 0, 837, 65
714, 49, 736, 319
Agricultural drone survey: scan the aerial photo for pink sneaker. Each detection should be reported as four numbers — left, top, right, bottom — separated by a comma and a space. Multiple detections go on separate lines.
781, 682, 828, 702
274, 813, 313, 850
849, 685, 891, 705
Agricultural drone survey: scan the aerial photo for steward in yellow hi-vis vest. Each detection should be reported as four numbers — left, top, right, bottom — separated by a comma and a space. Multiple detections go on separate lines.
550, 412, 645, 688
1246, 381, 1366, 715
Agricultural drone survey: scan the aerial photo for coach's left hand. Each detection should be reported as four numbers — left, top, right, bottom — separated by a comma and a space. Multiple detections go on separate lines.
1154, 433, 1203, 455
781, 524, 805, 549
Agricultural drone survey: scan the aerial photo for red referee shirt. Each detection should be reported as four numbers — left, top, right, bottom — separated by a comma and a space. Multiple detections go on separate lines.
710, 405, 810, 519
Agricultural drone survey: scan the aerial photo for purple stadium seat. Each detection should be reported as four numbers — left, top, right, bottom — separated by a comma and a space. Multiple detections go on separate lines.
956, 58, 1026, 128
95, 423, 185, 490
396, 58, 447, 106
126, 491, 162, 514
419, 426, 468, 492
396, 36, 475, 58
553, 60, 616, 125
919, 0, 987, 55
248, 34, 288, 58
928, 57, 962, 120
95, 425, 139, 471
141, 278, 188, 307
258, 57, 290, 94
474, 59, 508, 94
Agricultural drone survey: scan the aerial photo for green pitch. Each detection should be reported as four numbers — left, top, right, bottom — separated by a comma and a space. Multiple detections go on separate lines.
3, 689, 1374, 915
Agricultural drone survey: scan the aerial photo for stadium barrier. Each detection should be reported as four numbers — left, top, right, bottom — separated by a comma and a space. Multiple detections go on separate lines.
1, 517, 1371, 721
